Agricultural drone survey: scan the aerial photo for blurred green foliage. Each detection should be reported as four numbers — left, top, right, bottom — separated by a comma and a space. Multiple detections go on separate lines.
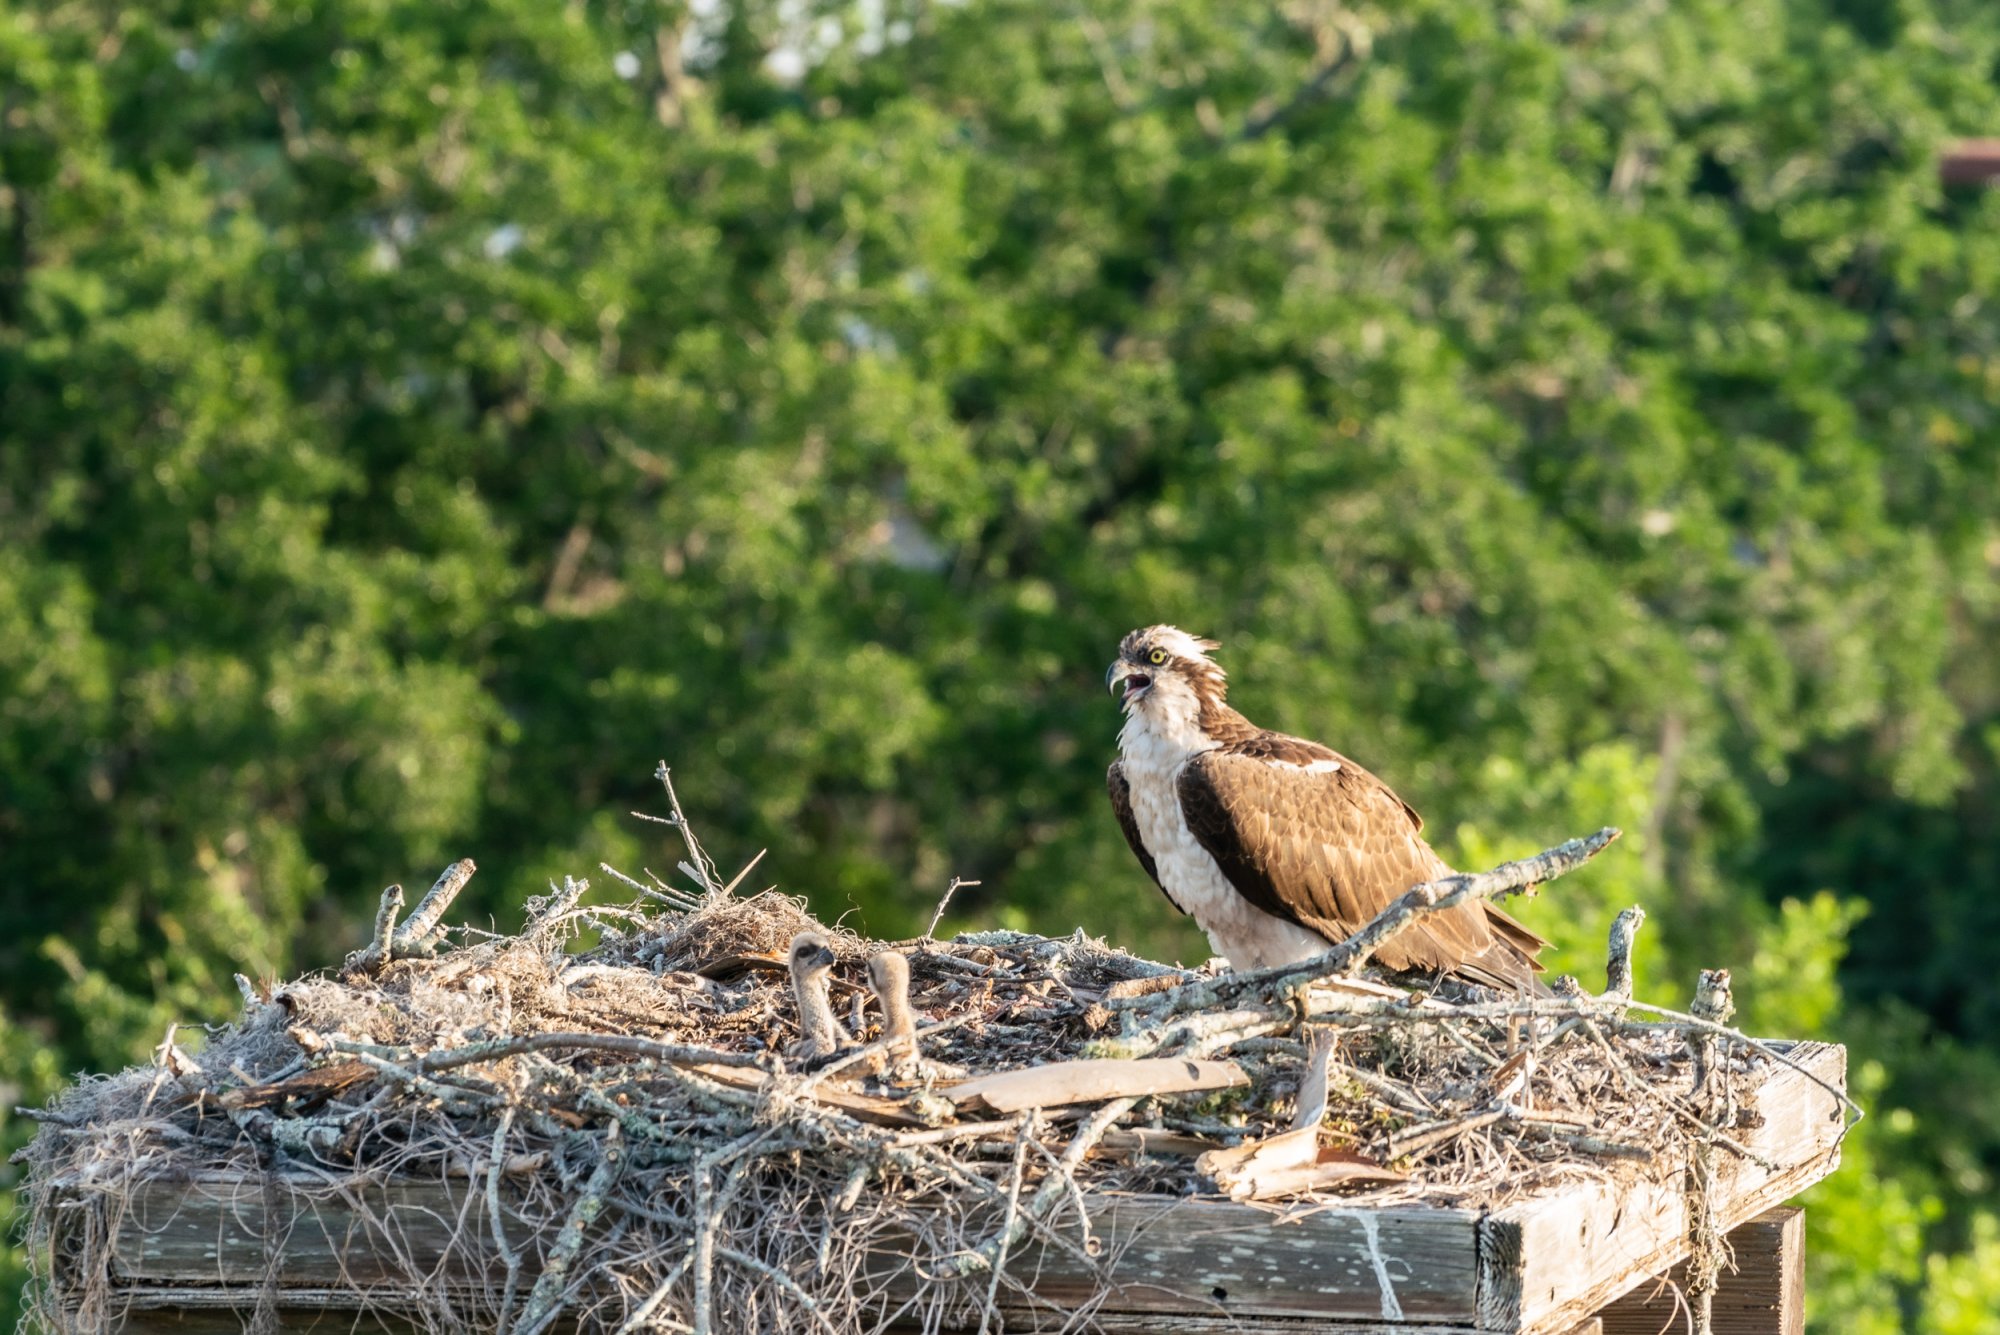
4, 0, 2000, 1326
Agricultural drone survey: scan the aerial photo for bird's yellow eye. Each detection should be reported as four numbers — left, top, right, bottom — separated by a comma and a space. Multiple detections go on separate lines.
1148, 647, 1168, 665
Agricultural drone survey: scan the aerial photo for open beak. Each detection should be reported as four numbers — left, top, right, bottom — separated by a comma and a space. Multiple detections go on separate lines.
1106, 660, 1151, 703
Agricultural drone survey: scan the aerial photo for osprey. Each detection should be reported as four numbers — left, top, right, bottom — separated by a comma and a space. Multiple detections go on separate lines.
1105, 626, 1544, 991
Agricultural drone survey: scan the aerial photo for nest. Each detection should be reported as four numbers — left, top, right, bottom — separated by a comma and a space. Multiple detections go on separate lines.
16, 775, 1842, 1335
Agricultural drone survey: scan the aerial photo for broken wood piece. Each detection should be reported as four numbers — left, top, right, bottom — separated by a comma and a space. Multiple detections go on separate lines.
1208, 1146, 1411, 1201
1095, 1127, 1220, 1159
1605, 905, 1645, 1003
944, 1057, 1248, 1114
1103, 973, 1188, 1002
1292, 1031, 1335, 1130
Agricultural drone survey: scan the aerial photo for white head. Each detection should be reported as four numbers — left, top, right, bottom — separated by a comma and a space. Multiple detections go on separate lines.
1106, 625, 1229, 751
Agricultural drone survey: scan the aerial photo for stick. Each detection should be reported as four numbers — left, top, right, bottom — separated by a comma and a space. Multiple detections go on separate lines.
487, 1108, 524, 1331
393, 858, 476, 955
715, 1247, 843, 1335
656, 761, 722, 894
1328, 828, 1622, 980
514, 1124, 623, 1335
719, 848, 770, 897
598, 861, 703, 913
1605, 905, 1645, 1002
979, 1121, 1034, 1333
353, 884, 404, 969
794, 1010, 982, 1090
526, 876, 589, 933
1389, 1108, 1508, 1159
1118, 828, 1621, 1016
415, 1032, 766, 1074
925, 877, 978, 940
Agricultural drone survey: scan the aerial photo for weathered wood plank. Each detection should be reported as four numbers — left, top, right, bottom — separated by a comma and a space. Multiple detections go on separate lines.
111, 1289, 1484, 1335
1478, 1042, 1845, 1335
1597, 1207, 1803, 1335
911, 1197, 1481, 1321
107, 1175, 535, 1287
98, 1178, 1481, 1324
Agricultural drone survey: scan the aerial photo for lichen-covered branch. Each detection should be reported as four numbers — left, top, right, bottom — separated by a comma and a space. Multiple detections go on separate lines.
394, 858, 476, 956
1118, 827, 1621, 1019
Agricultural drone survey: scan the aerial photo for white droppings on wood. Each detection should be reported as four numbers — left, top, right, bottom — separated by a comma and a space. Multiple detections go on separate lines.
1354, 1211, 1404, 1321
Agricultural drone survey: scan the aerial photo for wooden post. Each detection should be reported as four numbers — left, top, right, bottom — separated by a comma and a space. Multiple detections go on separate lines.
1597, 1206, 1803, 1335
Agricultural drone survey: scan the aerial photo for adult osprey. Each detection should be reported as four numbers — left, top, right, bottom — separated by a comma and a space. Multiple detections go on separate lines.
1105, 626, 1544, 991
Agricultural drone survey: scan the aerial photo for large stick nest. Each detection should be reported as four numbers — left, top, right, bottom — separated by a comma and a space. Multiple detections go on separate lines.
16, 777, 1833, 1334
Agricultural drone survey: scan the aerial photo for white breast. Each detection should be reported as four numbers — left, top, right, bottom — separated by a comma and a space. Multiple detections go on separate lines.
1118, 714, 1333, 970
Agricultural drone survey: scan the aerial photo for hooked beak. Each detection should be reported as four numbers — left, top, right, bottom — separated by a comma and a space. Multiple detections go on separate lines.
1106, 660, 1151, 704
793, 943, 837, 972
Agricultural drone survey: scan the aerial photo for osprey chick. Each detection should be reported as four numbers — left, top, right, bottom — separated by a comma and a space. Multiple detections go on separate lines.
1105, 626, 1544, 991
787, 931, 844, 1062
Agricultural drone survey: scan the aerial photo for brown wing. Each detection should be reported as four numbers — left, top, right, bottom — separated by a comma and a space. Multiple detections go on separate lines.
1175, 739, 1542, 991
1108, 762, 1183, 915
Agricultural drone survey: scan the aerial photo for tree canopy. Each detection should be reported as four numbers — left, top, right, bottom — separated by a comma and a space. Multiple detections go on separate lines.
6, 0, 2000, 1325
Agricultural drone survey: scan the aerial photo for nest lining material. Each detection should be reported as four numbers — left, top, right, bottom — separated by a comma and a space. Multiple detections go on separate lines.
16, 780, 1837, 1335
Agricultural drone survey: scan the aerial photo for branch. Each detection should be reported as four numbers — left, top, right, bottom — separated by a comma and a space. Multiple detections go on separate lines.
350, 884, 404, 970
1605, 905, 1645, 1003
514, 1124, 623, 1335
1119, 827, 1621, 1017
394, 859, 476, 955
414, 1031, 766, 1074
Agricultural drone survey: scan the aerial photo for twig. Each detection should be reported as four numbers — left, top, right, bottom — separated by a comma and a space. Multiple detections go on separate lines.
925, 877, 978, 940
691, 1131, 771, 1335
1329, 829, 1622, 979
980, 1121, 1035, 1333
1390, 1108, 1508, 1159
720, 848, 770, 896
525, 876, 590, 934
794, 1010, 982, 1091
947, 1096, 1138, 1276
599, 860, 703, 913
487, 1107, 524, 1331
715, 1247, 843, 1335
655, 761, 722, 894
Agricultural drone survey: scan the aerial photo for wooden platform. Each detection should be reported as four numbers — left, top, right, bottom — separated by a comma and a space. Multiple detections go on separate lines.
50, 1042, 1844, 1333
